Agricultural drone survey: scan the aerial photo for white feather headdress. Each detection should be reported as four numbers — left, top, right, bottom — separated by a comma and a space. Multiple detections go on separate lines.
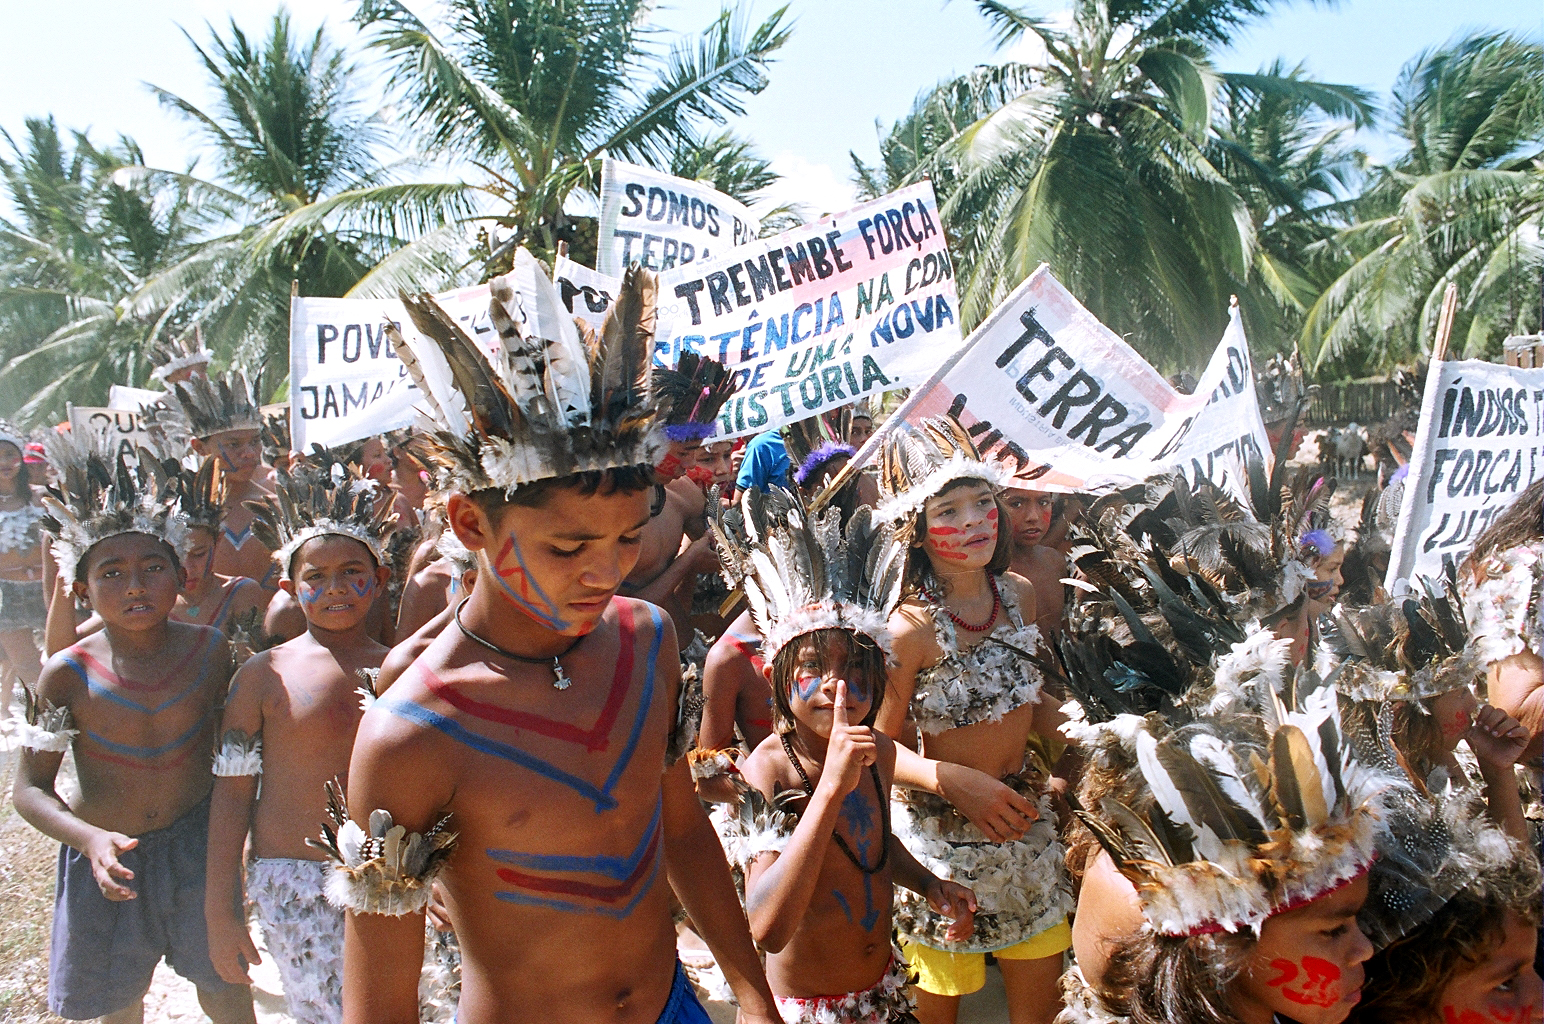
710, 487, 907, 666
148, 331, 213, 382
41, 433, 191, 583
875, 415, 1013, 524
143, 370, 264, 445
1330, 578, 1481, 703
389, 248, 666, 495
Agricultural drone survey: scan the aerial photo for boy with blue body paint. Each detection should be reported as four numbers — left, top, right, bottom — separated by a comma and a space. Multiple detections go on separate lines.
203, 463, 395, 1024
13, 439, 255, 1024
326, 255, 777, 1024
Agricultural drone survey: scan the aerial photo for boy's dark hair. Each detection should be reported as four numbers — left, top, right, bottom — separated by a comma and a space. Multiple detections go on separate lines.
78, 534, 183, 584
768, 628, 887, 732
469, 466, 656, 516
902, 478, 1013, 596
1355, 853, 1543, 1024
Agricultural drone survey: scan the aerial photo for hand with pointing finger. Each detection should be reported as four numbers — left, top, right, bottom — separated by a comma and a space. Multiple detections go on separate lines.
818, 680, 877, 800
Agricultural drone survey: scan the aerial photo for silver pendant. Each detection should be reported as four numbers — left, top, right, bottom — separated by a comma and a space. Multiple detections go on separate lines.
552, 658, 571, 690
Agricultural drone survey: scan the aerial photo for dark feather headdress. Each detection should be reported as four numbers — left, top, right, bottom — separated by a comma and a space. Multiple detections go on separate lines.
710, 486, 906, 664
653, 351, 736, 442
388, 248, 666, 494
875, 414, 1012, 524
144, 370, 264, 445
41, 432, 190, 583
148, 329, 213, 383
172, 459, 226, 535
246, 460, 396, 580
1330, 577, 1481, 703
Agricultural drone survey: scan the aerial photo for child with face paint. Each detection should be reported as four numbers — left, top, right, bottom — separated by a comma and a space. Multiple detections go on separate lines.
204, 463, 395, 1024
710, 486, 974, 1023
331, 257, 778, 1024
874, 417, 1072, 1024
1003, 487, 1067, 641
14, 438, 256, 1024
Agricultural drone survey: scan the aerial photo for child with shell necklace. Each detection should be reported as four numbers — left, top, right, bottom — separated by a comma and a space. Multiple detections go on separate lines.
875, 416, 1073, 1024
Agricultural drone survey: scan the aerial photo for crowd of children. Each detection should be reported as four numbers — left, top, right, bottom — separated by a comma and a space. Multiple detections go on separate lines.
0, 248, 1538, 1024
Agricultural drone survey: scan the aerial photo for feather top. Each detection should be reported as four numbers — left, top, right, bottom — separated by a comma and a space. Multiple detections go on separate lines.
308, 780, 457, 917
246, 459, 396, 579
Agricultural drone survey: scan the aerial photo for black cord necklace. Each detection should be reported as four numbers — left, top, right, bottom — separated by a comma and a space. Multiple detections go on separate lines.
779, 732, 889, 875
453, 599, 582, 690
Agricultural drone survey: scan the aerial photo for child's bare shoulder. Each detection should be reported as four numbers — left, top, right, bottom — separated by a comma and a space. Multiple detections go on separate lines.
228, 647, 280, 699
740, 734, 799, 799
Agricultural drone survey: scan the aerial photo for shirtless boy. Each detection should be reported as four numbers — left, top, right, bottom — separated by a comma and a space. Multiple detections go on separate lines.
153, 372, 278, 588
330, 259, 777, 1024
1003, 488, 1066, 639
13, 442, 254, 1024
205, 465, 394, 1024
621, 353, 737, 636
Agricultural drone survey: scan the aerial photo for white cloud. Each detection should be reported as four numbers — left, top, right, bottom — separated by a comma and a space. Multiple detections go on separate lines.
757, 152, 860, 225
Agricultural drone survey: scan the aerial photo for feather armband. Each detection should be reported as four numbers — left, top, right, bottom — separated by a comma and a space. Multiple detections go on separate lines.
10, 685, 75, 752
309, 781, 457, 917
688, 747, 740, 781
355, 668, 381, 712
211, 729, 262, 776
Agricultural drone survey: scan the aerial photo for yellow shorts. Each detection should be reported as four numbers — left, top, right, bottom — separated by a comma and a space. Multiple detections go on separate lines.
901, 918, 1072, 997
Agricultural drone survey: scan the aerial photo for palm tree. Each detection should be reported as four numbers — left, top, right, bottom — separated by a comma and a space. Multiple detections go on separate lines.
1301, 32, 1543, 374
855, 0, 1371, 368
353, 0, 792, 270
125, 10, 475, 382
0, 119, 203, 423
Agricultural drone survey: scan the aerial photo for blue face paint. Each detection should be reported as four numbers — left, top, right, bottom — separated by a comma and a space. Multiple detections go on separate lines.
348, 577, 374, 599
846, 670, 871, 706
793, 671, 822, 702
296, 582, 325, 607
491, 533, 571, 631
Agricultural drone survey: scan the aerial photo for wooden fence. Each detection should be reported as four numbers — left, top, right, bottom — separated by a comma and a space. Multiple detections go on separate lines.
1302, 378, 1403, 426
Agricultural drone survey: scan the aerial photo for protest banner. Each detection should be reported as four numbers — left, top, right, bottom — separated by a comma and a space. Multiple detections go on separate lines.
1385, 357, 1544, 585
108, 384, 168, 413
69, 405, 154, 463
595, 158, 761, 277
649, 181, 963, 439
288, 283, 497, 452
553, 255, 616, 332
851, 264, 1271, 498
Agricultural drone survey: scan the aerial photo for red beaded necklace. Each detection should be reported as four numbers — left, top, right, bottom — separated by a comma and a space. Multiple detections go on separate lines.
925, 574, 1000, 633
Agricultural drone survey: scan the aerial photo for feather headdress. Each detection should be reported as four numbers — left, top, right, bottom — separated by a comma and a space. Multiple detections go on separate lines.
875, 414, 1013, 525
172, 459, 226, 535
1330, 577, 1481, 703
710, 486, 906, 665
144, 370, 265, 444
389, 248, 666, 494
246, 460, 396, 579
41, 433, 190, 583
654, 351, 736, 441
1066, 653, 1388, 937
148, 330, 213, 383
0, 419, 26, 452
786, 408, 857, 489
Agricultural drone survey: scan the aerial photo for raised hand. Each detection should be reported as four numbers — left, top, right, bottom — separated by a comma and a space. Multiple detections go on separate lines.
819, 680, 877, 799
86, 830, 138, 901
927, 877, 978, 941
1468, 703, 1531, 771
938, 763, 1039, 842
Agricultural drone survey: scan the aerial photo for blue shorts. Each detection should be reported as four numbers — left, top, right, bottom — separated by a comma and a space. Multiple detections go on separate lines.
48, 796, 244, 1020
657, 961, 713, 1024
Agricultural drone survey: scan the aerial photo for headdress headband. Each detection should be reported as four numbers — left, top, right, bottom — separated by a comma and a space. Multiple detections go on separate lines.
1330, 577, 1481, 703
875, 414, 1013, 524
654, 352, 736, 441
144, 370, 265, 445
785, 409, 857, 489
148, 329, 213, 382
389, 248, 666, 494
710, 486, 906, 666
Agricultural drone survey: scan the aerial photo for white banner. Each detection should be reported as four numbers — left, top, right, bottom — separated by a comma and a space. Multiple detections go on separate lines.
1386, 358, 1544, 585
69, 405, 154, 462
596, 158, 760, 277
108, 384, 167, 412
651, 182, 962, 439
288, 283, 499, 452
553, 255, 616, 332
853, 265, 1271, 499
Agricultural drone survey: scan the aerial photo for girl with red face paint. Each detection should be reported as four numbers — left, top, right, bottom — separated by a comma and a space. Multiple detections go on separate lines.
874, 416, 1072, 1024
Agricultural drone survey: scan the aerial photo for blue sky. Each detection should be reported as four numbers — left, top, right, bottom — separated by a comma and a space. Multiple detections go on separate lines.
2, 0, 1539, 220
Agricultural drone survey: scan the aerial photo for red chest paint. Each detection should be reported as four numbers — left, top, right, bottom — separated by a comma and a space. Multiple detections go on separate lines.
1266, 956, 1342, 1008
